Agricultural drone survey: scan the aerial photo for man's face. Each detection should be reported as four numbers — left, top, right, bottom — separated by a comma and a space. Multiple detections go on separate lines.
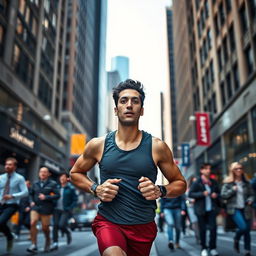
59, 174, 68, 185
200, 165, 211, 178
5, 160, 16, 174
114, 89, 144, 126
39, 167, 50, 180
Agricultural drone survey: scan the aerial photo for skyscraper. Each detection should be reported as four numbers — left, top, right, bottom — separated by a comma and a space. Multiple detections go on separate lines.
0, 0, 68, 180
173, 0, 256, 178
111, 56, 129, 82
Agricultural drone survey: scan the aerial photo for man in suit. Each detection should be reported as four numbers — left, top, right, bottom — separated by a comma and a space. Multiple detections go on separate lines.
189, 163, 220, 256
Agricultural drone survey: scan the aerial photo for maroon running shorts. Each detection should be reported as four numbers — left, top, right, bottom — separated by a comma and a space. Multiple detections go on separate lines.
92, 214, 157, 256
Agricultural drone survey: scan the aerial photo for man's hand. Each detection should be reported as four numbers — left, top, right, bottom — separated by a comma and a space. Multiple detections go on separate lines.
30, 202, 35, 207
138, 176, 161, 200
211, 192, 218, 199
203, 190, 209, 197
3, 194, 13, 201
38, 193, 46, 200
96, 178, 121, 202
25, 207, 30, 212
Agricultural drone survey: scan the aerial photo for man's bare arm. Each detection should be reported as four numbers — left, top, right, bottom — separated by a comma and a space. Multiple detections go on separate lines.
69, 137, 103, 192
138, 138, 186, 200
70, 137, 122, 202
156, 139, 187, 198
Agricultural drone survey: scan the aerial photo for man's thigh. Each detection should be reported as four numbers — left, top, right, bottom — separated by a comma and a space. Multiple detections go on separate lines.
59, 211, 70, 227
0, 205, 18, 224
125, 221, 157, 256
92, 215, 127, 255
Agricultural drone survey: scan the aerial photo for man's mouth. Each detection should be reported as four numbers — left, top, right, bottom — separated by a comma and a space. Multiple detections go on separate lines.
124, 112, 134, 116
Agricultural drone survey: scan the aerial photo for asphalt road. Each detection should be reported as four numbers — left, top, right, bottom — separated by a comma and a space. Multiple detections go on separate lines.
0, 226, 255, 256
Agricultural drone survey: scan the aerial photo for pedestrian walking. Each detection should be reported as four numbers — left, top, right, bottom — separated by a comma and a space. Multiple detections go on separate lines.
185, 176, 200, 244
189, 163, 220, 256
221, 162, 254, 256
0, 157, 28, 253
27, 167, 60, 253
15, 180, 31, 239
51, 173, 78, 251
70, 79, 187, 256
160, 195, 186, 250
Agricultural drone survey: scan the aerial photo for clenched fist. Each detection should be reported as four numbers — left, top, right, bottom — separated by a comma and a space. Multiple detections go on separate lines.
96, 178, 122, 202
138, 176, 161, 200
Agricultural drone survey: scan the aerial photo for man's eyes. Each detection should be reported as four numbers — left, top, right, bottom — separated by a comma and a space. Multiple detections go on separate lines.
119, 98, 140, 104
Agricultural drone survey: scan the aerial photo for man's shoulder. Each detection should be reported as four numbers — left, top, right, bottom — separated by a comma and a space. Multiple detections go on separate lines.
87, 135, 106, 148
13, 172, 25, 180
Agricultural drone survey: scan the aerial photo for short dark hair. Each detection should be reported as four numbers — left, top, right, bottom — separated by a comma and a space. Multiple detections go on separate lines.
200, 163, 211, 169
60, 172, 69, 178
112, 79, 145, 107
5, 157, 17, 166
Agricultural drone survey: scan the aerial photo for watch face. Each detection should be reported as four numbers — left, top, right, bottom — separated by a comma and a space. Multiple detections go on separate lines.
91, 183, 98, 192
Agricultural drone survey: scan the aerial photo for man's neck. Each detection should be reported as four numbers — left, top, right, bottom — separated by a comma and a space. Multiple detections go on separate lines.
61, 182, 67, 187
202, 174, 210, 180
116, 126, 140, 143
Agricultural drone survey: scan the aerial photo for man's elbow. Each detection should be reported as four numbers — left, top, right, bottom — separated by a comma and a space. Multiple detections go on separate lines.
180, 180, 187, 194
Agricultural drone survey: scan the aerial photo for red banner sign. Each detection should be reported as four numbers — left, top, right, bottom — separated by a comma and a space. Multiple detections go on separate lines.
195, 112, 211, 146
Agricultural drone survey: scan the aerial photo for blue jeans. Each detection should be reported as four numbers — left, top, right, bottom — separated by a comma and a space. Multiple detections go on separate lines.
163, 208, 182, 243
231, 209, 251, 251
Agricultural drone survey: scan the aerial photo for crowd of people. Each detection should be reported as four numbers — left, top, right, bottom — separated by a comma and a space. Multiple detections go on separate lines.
158, 162, 256, 256
0, 157, 78, 254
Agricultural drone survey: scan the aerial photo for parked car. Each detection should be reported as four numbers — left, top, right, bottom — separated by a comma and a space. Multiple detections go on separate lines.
69, 209, 97, 231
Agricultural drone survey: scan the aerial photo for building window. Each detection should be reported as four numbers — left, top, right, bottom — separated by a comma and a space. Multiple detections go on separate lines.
224, 118, 251, 171
217, 48, 222, 70
214, 15, 219, 36
210, 60, 215, 83
219, 2, 225, 26
239, 4, 249, 33
212, 92, 217, 113
220, 82, 226, 106
225, 0, 232, 14
12, 43, 34, 89
223, 37, 228, 61
39, 75, 52, 110
226, 73, 232, 99
207, 29, 212, 50
248, 0, 256, 20
232, 63, 240, 91
229, 24, 236, 52
0, 24, 5, 57
0, 0, 9, 17
244, 46, 254, 76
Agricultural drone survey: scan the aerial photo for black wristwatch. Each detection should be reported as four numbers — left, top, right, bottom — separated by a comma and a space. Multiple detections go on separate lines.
90, 183, 99, 197
158, 185, 167, 198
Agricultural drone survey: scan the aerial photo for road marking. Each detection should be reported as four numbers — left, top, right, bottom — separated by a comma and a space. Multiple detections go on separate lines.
179, 240, 201, 256
67, 243, 98, 256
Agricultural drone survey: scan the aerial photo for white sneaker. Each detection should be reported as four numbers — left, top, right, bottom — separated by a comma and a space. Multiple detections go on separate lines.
210, 249, 219, 256
201, 249, 208, 256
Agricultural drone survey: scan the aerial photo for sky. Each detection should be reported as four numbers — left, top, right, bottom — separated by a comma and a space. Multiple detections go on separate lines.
106, 0, 172, 138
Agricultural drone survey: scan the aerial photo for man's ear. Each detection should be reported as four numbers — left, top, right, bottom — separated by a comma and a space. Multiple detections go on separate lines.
140, 107, 144, 116
114, 107, 117, 116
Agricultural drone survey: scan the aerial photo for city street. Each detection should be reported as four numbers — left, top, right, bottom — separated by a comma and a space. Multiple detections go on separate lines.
0, 226, 255, 256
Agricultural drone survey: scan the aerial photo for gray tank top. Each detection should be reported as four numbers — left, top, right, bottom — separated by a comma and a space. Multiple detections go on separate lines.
98, 130, 158, 224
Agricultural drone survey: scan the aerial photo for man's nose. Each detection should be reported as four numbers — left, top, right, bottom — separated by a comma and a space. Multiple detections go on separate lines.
126, 99, 133, 108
